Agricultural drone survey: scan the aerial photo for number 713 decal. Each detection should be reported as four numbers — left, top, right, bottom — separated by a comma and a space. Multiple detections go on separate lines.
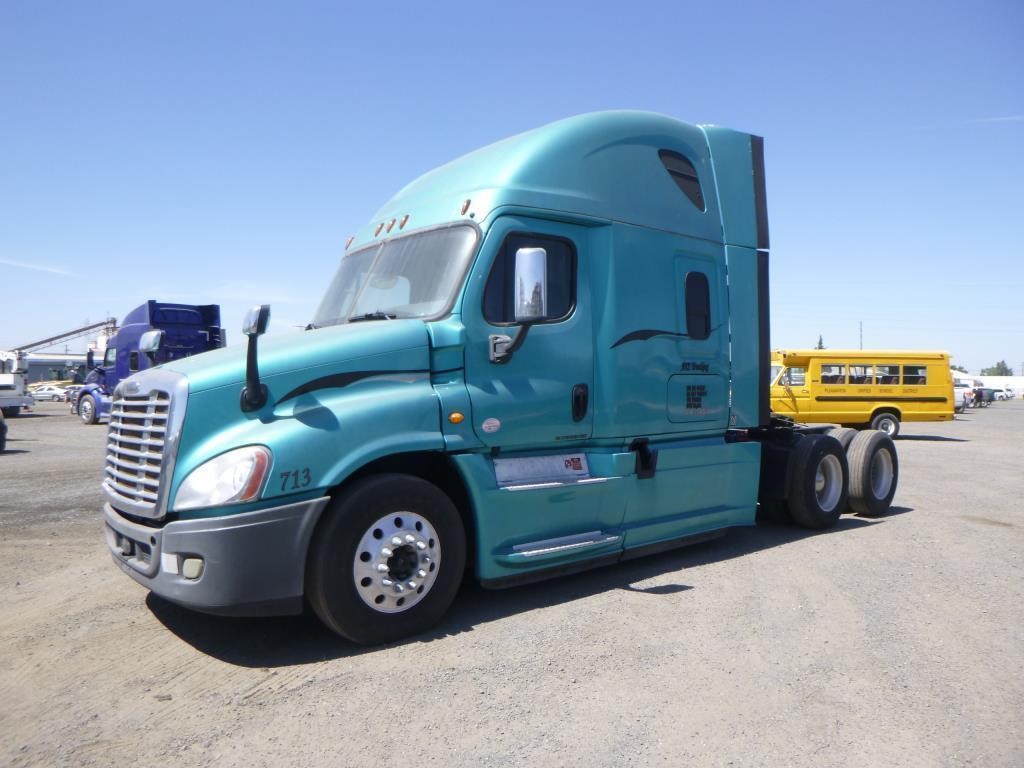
280, 468, 312, 491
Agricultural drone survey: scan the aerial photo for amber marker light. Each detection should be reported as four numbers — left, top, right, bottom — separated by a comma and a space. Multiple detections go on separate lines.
460, 199, 471, 215
448, 412, 465, 424
399, 214, 410, 229
374, 222, 384, 236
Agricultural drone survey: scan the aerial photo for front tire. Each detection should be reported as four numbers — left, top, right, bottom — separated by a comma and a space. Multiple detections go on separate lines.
786, 434, 848, 530
306, 473, 466, 645
78, 395, 98, 425
869, 411, 900, 437
847, 431, 898, 516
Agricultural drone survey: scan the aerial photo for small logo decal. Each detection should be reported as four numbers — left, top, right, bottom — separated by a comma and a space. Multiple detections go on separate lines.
482, 418, 501, 434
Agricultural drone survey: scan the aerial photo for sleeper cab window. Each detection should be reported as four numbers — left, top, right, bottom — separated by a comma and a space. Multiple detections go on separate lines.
129, 352, 139, 372
659, 150, 705, 211
684, 271, 711, 340
483, 233, 576, 325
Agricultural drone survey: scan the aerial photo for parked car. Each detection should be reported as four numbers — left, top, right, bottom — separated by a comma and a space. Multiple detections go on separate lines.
31, 384, 67, 402
1006, 387, 1017, 400
63, 385, 84, 404
953, 379, 973, 413
992, 388, 1008, 401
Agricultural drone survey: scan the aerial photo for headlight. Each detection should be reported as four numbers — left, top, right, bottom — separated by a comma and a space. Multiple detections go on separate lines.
174, 446, 271, 511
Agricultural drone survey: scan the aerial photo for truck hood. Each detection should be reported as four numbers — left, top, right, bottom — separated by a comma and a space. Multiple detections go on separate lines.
161, 319, 431, 396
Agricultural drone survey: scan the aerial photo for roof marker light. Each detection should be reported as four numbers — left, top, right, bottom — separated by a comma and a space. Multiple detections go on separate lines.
374, 223, 384, 237
345, 236, 354, 250
460, 199, 471, 215
386, 218, 396, 233
399, 214, 409, 229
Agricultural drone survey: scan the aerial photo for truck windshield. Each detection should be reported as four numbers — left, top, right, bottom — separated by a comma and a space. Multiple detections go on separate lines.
312, 224, 478, 327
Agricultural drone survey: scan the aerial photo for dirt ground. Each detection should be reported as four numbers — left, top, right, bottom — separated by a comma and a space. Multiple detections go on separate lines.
2, 400, 1022, 767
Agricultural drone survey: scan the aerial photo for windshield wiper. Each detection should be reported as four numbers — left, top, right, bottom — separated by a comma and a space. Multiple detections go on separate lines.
348, 311, 397, 323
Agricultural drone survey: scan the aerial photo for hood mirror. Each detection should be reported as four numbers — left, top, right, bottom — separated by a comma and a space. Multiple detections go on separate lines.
243, 304, 271, 337
241, 304, 271, 412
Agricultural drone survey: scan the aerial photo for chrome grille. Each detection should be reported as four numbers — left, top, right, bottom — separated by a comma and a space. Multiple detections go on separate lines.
104, 390, 171, 511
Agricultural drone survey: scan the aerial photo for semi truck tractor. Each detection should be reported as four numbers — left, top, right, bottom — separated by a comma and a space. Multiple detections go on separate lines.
100, 112, 899, 644
77, 301, 224, 424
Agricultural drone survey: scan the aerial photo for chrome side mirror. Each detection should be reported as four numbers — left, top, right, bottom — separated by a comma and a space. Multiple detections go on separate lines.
139, 329, 164, 354
243, 304, 271, 337
513, 247, 547, 323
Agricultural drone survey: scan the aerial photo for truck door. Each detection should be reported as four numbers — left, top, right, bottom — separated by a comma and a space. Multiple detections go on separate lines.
463, 217, 593, 449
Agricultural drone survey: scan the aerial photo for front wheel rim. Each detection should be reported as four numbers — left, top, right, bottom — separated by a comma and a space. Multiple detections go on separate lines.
352, 511, 441, 614
81, 401, 92, 420
814, 454, 843, 512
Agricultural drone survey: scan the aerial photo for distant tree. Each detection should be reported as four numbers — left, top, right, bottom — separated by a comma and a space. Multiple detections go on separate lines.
980, 360, 1013, 376
951, 364, 968, 373
815, 335, 825, 350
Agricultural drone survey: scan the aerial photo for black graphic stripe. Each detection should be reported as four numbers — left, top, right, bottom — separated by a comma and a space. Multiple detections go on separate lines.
277, 369, 427, 405
611, 329, 689, 349
814, 396, 948, 403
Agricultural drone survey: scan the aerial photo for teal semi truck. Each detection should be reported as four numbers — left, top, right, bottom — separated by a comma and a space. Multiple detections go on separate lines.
102, 112, 898, 644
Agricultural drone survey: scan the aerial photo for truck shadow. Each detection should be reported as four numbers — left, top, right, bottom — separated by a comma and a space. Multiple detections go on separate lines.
896, 435, 968, 442
146, 513, 895, 666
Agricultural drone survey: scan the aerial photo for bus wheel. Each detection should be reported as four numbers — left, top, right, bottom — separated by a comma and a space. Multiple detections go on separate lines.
826, 427, 857, 451
869, 411, 900, 437
787, 434, 848, 530
78, 395, 98, 425
848, 431, 898, 516
306, 473, 466, 645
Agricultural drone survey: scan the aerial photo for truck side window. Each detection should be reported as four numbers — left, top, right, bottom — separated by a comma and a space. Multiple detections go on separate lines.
103, 348, 116, 367
483, 234, 576, 324
903, 365, 927, 385
820, 364, 846, 384
658, 150, 705, 211
684, 272, 711, 340
784, 367, 806, 386
129, 352, 139, 372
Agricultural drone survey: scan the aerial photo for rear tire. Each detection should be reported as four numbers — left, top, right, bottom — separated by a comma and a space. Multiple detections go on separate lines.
306, 473, 466, 645
826, 427, 857, 451
847, 431, 898, 516
869, 411, 900, 437
786, 434, 848, 530
78, 395, 98, 425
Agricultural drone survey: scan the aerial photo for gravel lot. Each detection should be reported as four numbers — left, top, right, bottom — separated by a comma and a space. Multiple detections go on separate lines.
2, 400, 1022, 767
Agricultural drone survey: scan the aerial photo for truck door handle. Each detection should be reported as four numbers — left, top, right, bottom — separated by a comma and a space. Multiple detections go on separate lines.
572, 383, 589, 422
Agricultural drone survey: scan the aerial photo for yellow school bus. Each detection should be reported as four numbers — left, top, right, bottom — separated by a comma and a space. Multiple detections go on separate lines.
770, 350, 954, 436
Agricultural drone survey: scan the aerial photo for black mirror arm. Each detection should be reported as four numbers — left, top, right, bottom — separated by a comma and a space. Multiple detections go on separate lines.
240, 334, 268, 411
488, 323, 533, 364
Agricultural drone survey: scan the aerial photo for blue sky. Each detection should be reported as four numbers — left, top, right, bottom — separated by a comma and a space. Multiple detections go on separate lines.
2, 1, 1021, 373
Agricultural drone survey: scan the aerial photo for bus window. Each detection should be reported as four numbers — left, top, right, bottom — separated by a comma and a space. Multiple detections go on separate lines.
782, 367, 806, 386
820, 364, 846, 384
876, 364, 899, 384
849, 365, 872, 384
903, 365, 927, 385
